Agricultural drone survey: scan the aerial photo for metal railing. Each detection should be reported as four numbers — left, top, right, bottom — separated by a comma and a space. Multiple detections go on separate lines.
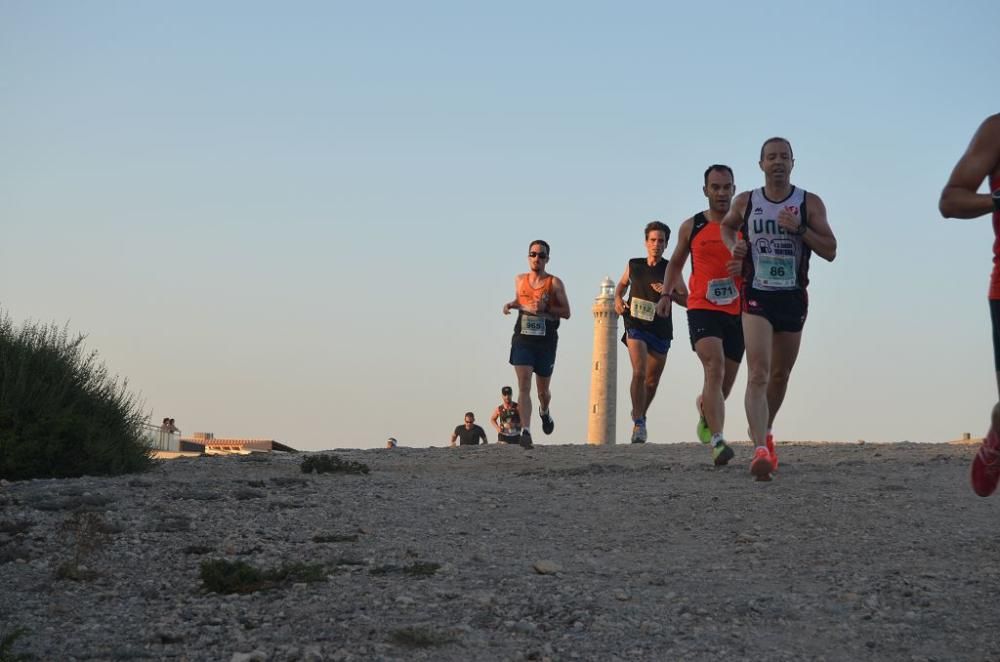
141, 423, 180, 452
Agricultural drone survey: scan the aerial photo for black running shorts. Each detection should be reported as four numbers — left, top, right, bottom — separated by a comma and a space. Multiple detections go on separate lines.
687, 309, 745, 362
742, 287, 808, 334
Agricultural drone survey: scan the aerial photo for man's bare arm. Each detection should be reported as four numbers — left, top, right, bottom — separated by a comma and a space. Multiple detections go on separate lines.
663, 217, 693, 293
548, 277, 571, 320
656, 218, 692, 317
940, 114, 1000, 219
503, 275, 523, 315
720, 191, 750, 253
800, 193, 837, 262
614, 264, 631, 316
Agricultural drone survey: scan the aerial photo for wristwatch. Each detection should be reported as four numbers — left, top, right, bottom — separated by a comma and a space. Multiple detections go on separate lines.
993, 189, 1000, 212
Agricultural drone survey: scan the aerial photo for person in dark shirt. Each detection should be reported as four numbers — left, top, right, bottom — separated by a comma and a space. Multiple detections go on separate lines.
614, 221, 685, 444
450, 412, 488, 446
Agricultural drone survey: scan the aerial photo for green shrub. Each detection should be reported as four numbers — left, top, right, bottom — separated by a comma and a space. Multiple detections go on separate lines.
200, 559, 328, 594
0, 627, 32, 661
370, 561, 441, 578
0, 314, 152, 480
300, 454, 369, 475
200, 559, 270, 594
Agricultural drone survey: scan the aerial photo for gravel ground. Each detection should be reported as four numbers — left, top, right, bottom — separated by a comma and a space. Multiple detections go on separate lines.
1, 441, 998, 661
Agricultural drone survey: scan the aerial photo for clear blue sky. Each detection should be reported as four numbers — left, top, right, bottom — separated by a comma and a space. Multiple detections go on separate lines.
2, 1, 997, 449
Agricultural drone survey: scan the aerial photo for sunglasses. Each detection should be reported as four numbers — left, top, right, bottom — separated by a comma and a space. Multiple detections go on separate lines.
528, 251, 548, 259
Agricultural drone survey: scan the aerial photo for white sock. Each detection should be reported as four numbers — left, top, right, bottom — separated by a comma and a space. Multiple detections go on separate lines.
711, 433, 725, 447
539, 408, 549, 416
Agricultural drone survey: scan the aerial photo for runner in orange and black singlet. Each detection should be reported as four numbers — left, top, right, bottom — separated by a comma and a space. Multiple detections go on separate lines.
660, 164, 741, 465
502, 240, 571, 449
939, 113, 1000, 497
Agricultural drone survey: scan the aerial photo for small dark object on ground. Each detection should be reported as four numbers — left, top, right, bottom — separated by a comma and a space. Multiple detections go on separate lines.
370, 561, 440, 578
0, 520, 32, 535
0, 627, 32, 662
388, 626, 455, 649
300, 454, 369, 475
312, 534, 359, 543
200, 559, 327, 594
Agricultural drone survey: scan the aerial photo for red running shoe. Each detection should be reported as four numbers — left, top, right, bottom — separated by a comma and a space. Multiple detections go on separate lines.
750, 446, 774, 482
766, 432, 778, 472
971, 427, 1000, 497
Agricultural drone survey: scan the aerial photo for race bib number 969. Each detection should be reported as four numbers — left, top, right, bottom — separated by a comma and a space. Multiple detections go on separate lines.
520, 315, 546, 336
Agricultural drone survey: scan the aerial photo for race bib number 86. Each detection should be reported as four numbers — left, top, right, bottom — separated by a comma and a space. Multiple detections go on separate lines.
754, 255, 796, 289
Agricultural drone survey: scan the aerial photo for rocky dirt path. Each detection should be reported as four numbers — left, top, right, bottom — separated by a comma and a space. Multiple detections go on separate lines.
1, 442, 997, 661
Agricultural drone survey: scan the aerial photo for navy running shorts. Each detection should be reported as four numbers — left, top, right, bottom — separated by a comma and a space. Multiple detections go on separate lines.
510, 342, 557, 377
621, 327, 670, 355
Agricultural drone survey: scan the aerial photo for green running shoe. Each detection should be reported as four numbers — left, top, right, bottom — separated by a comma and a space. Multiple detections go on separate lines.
697, 416, 712, 445
695, 395, 711, 444
712, 441, 734, 466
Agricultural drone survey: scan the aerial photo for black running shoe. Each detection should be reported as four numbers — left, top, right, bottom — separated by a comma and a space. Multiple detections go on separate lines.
520, 430, 534, 449
712, 441, 734, 466
540, 411, 554, 435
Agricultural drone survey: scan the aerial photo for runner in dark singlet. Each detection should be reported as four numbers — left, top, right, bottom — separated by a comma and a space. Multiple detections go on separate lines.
614, 221, 686, 443
939, 113, 1000, 496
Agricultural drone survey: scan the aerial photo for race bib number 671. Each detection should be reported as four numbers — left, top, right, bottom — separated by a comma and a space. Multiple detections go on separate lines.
706, 277, 738, 305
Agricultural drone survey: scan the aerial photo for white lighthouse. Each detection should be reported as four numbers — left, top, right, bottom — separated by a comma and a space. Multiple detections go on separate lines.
587, 277, 618, 445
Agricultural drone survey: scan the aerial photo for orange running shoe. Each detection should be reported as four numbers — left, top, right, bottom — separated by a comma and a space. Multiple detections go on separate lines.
971, 427, 1000, 497
766, 433, 778, 472
750, 446, 774, 482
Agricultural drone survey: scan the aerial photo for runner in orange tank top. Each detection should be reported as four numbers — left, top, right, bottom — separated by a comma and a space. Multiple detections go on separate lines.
939, 113, 1000, 497
660, 164, 742, 466
502, 240, 571, 448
